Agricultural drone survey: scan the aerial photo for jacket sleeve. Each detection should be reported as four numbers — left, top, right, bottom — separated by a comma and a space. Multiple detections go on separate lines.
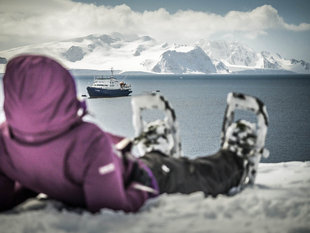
83, 133, 149, 213
0, 174, 37, 211
0, 123, 15, 210
0, 172, 15, 211
0, 123, 38, 211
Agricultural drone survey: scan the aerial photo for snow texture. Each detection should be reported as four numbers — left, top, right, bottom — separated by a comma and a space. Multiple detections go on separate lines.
200, 40, 259, 67
0, 33, 309, 74
0, 162, 309, 233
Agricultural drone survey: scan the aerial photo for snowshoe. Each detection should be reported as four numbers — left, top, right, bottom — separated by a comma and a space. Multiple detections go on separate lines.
131, 93, 182, 158
221, 92, 269, 190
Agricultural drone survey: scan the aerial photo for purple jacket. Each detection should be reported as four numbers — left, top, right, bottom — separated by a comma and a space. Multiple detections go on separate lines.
0, 55, 154, 212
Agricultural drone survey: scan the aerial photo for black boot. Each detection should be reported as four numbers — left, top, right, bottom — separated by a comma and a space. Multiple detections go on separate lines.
140, 150, 244, 196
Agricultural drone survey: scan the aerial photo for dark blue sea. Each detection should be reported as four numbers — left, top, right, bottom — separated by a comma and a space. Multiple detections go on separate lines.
1, 74, 310, 162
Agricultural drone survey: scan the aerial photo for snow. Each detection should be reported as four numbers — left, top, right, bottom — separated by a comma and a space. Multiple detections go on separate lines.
0, 33, 309, 74
1, 162, 309, 233
199, 40, 259, 67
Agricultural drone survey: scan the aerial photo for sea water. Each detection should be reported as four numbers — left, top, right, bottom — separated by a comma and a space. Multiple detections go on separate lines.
1, 75, 310, 162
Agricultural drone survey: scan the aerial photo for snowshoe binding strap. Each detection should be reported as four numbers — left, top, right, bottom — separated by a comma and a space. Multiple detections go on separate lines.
221, 92, 269, 158
131, 93, 182, 158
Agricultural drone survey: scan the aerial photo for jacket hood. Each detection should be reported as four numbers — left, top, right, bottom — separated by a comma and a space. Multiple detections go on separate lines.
3, 55, 85, 143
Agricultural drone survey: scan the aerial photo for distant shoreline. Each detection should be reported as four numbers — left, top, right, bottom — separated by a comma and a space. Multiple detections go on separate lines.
1, 70, 310, 77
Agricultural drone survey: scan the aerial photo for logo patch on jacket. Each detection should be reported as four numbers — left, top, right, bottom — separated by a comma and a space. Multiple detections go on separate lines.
98, 163, 115, 175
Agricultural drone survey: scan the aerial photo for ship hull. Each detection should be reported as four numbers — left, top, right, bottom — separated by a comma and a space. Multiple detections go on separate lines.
87, 87, 132, 98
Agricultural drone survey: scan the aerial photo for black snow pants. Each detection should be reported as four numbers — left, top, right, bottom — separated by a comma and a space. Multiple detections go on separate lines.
140, 150, 244, 196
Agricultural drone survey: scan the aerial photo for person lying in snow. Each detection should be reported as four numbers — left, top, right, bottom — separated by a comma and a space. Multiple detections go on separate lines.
0, 55, 269, 213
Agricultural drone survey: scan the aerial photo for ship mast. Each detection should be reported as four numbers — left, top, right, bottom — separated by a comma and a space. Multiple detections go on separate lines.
110, 67, 114, 78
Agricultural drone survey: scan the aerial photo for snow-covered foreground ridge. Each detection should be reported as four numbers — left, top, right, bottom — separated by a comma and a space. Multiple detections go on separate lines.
0, 161, 309, 233
0, 33, 309, 75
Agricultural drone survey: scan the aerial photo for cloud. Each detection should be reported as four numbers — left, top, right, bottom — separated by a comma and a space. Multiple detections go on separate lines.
0, 1, 309, 49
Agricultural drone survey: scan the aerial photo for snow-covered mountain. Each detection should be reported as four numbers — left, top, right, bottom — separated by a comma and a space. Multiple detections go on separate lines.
199, 40, 259, 67
0, 57, 7, 64
0, 33, 309, 74
198, 40, 310, 74
152, 47, 216, 74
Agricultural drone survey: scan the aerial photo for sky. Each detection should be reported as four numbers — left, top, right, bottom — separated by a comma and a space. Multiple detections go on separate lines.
0, 0, 310, 61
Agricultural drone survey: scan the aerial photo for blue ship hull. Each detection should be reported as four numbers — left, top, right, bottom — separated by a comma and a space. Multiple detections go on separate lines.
87, 87, 132, 98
